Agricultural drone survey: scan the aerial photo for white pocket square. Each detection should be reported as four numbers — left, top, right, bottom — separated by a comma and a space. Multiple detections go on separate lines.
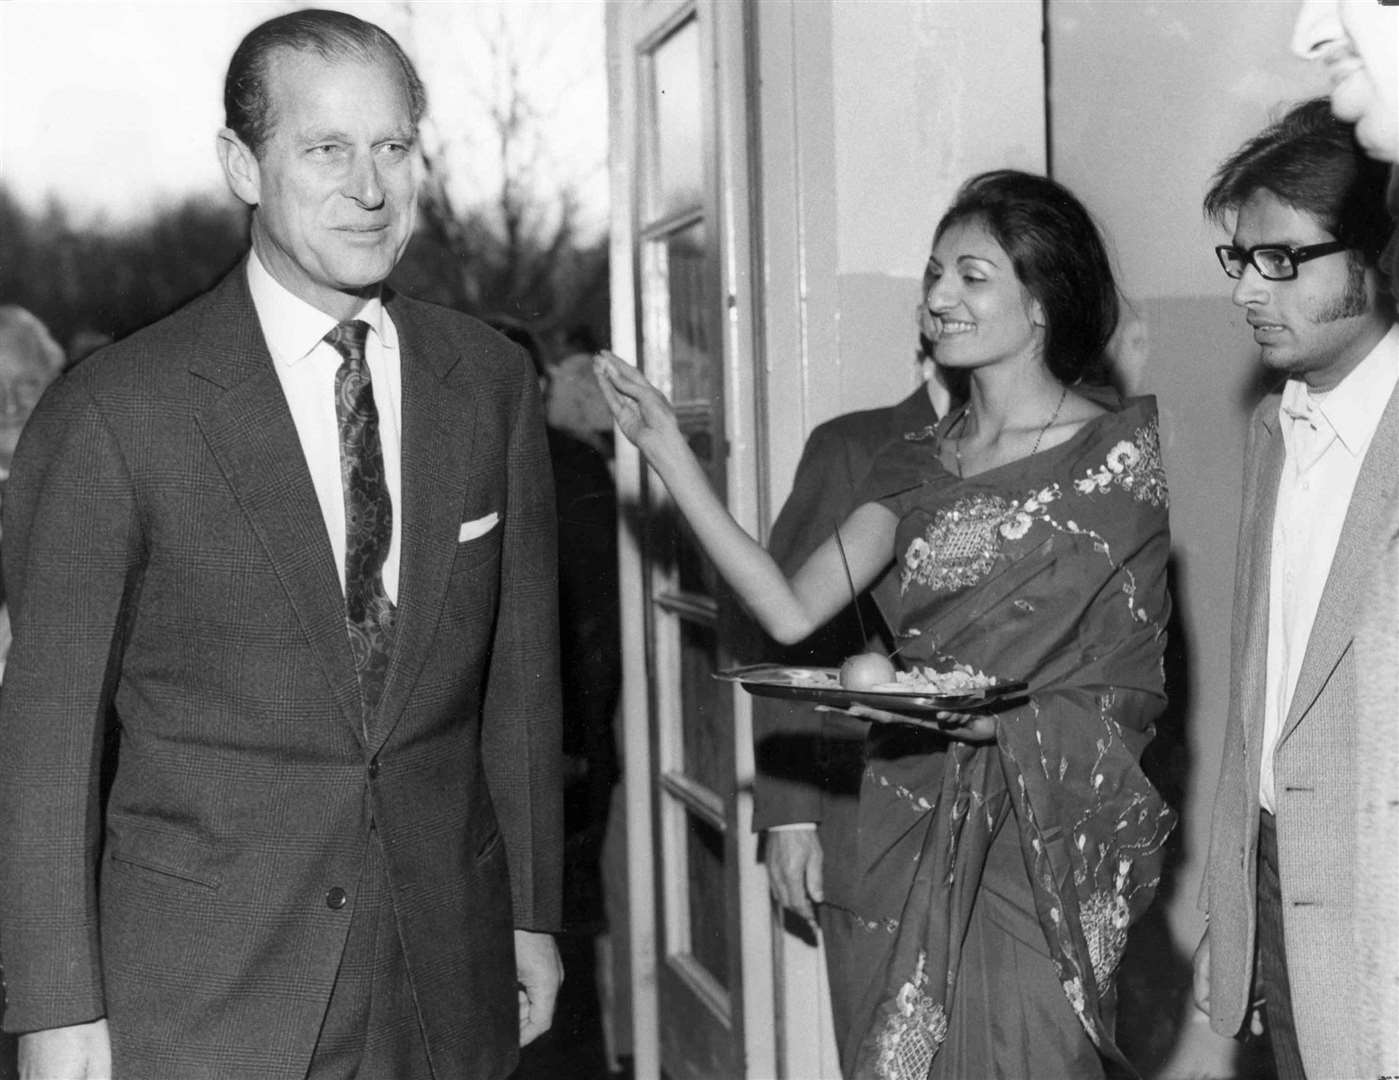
458, 512, 500, 542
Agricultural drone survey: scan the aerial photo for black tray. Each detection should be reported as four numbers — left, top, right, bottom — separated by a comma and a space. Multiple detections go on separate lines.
716, 664, 1029, 719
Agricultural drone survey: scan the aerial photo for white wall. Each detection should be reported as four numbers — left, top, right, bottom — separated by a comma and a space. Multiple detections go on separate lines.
760, 0, 1047, 510
829, 0, 1046, 417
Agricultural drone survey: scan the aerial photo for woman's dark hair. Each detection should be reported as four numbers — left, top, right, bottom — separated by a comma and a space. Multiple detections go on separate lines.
225, 9, 427, 158
934, 170, 1119, 386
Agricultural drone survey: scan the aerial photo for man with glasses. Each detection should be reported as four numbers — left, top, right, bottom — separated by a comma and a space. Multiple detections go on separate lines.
1193, 97, 1396, 1080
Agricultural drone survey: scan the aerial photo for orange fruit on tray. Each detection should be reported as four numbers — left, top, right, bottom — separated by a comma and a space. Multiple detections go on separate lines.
838, 652, 896, 691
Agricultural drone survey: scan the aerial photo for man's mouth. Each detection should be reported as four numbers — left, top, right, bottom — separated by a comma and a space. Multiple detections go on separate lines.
1319, 45, 1369, 118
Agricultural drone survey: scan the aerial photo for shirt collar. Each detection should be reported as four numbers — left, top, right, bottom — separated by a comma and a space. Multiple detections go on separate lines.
245, 250, 386, 367
1303, 323, 1399, 456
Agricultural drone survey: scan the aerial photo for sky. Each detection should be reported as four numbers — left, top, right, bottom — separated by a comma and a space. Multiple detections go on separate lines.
0, 0, 608, 234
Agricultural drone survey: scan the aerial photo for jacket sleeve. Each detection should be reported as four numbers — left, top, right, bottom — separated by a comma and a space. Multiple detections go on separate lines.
0, 378, 142, 1033
752, 424, 864, 831
479, 359, 564, 931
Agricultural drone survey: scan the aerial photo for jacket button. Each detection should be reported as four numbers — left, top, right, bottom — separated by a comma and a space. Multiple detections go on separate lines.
368, 758, 380, 780
325, 887, 348, 910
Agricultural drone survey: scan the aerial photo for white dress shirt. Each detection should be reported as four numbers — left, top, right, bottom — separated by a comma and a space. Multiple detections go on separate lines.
246, 252, 403, 603
1261, 325, 1399, 810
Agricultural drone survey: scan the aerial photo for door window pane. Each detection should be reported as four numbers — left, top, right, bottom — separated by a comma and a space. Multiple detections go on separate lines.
680, 618, 726, 794
665, 219, 712, 408
685, 810, 729, 989
649, 18, 703, 222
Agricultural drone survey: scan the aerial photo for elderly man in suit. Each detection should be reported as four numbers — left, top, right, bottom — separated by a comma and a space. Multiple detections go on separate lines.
753, 322, 951, 1061
1293, 3, 1399, 1071
0, 10, 562, 1080
1192, 99, 1396, 1080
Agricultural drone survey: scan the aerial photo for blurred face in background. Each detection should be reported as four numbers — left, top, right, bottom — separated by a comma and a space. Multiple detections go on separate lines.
0, 308, 64, 481
1294, 0, 1399, 161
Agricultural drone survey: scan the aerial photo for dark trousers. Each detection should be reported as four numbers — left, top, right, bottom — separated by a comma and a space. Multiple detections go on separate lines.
818, 901, 858, 1068
1255, 810, 1307, 1080
307, 829, 435, 1080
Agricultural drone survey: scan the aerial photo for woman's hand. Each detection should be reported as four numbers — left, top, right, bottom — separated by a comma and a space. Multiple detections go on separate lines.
819, 703, 997, 743
932, 710, 997, 743
593, 350, 683, 459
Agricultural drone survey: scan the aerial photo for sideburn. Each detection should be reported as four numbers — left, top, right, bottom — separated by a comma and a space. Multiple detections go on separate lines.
1314, 255, 1371, 323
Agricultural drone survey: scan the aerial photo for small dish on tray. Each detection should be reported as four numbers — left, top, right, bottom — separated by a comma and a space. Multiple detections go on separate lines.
715, 663, 1029, 721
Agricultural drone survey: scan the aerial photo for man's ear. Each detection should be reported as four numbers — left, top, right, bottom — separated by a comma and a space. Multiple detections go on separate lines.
217, 128, 261, 207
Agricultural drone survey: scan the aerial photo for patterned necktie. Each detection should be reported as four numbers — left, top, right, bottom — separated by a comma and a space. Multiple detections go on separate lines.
324, 319, 395, 726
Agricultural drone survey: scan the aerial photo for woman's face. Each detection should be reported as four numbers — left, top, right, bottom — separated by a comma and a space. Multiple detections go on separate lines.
922, 218, 1045, 374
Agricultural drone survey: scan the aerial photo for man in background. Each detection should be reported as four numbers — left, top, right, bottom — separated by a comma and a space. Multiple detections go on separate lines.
0, 305, 66, 485
1193, 98, 1396, 1079
0, 10, 562, 1078
752, 314, 951, 1060
0, 305, 66, 678
1292, 2, 1399, 1069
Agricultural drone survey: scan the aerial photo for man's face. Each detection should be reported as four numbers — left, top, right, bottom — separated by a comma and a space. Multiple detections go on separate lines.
1294, 0, 1399, 161
221, 48, 420, 318
1228, 188, 1386, 390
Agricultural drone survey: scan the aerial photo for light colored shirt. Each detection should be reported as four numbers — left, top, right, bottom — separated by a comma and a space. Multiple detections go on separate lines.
1261, 325, 1399, 810
245, 252, 403, 603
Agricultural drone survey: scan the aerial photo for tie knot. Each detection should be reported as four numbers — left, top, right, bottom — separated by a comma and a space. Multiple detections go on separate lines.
325, 320, 370, 367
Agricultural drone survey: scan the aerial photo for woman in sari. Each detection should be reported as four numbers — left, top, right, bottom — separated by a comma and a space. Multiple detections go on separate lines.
595, 170, 1175, 1079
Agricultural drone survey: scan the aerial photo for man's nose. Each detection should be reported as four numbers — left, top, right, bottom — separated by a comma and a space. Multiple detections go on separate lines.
1231, 265, 1269, 307
344, 150, 386, 209
1291, 0, 1341, 60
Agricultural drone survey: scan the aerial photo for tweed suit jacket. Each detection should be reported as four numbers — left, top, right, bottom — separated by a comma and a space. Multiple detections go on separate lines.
751, 387, 937, 911
1353, 231, 1399, 1076
1203, 369, 1399, 1077
0, 265, 563, 1080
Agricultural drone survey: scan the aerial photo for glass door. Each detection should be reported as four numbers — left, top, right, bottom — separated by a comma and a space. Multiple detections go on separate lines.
636, 13, 742, 1079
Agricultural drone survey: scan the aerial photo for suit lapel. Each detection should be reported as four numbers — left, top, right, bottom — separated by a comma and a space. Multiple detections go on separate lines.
1237, 403, 1284, 790
369, 298, 480, 750
191, 269, 364, 739
1283, 380, 1399, 740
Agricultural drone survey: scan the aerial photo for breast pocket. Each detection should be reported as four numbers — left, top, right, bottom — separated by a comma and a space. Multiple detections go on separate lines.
452, 529, 503, 576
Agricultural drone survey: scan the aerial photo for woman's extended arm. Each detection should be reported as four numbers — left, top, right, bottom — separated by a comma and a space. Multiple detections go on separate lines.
594, 351, 896, 643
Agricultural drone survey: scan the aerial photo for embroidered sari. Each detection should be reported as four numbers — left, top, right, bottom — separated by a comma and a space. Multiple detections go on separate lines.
843, 396, 1176, 1080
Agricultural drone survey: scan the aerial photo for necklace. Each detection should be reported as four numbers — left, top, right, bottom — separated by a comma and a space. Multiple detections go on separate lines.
953, 385, 1069, 479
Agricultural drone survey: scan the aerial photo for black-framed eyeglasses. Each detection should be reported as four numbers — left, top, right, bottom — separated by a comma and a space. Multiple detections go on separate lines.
1215, 241, 1350, 281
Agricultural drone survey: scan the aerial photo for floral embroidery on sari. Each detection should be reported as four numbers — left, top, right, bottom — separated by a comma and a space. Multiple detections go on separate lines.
874, 951, 948, 1080
901, 494, 1013, 593
1074, 417, 1167, 506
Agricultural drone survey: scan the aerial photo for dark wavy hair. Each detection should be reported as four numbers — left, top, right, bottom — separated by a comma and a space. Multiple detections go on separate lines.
1204, 97, 1392, 269
934, 170, 1119, 386
224, 9, 427, 158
